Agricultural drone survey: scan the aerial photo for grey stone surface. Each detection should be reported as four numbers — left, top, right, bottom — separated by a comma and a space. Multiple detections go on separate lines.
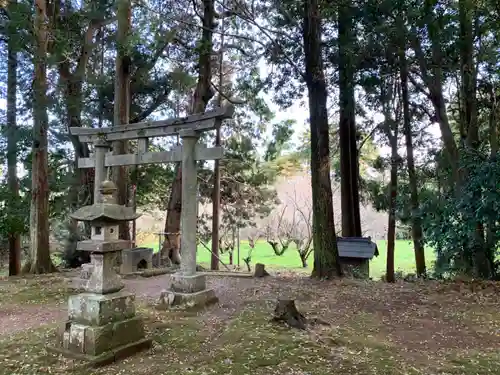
121, 247, 153, 274
157, 288, 218, 310
81, 263, 94, 279
93, 141, 109, 203
71, 180, 140, 222
68, 291, 136, 326
76, 239, 131, 252
170, 273, 206, 293
179, 131, 199, 276
86, 252, 124, 294
56, 316, 147, 357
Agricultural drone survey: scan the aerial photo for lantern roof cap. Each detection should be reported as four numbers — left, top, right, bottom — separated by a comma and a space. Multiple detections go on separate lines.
70, 180, 141, 222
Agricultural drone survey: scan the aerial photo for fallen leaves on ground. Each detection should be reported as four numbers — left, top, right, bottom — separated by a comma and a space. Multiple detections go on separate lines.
0, 273, 499, 374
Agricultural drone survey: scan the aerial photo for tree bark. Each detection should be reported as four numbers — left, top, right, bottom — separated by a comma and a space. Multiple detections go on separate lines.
163, 165, 182, 264
338, 0, 362, 238
385, 123, 398, 283
210, 1, 228, 271
410, 13, 459, 184
29, 0, 56, 273
303, 0, 342, 278
380, 75, 398, 283
485, 88, 498, 257
300, 254, 308, 268
398, 17, 426, 277
113, 0, 132, 241
458, 0, 491, 278
7, 3, 21, 275
163, 0, 216, 263
210, 130, 221, 270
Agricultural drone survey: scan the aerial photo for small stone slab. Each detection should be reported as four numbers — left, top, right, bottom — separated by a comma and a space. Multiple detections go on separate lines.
156, 288, 218, 310
170, 273, 206, 293
46, 337, 152, 368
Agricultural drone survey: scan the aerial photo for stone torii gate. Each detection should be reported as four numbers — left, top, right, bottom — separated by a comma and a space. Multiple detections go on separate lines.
69, 105, 234, 307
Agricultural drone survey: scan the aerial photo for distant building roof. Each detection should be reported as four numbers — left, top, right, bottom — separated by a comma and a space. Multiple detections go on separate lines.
337, 237, 379, 259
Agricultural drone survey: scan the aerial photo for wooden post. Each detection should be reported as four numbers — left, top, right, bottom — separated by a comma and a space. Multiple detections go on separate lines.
237, 227, 240, 267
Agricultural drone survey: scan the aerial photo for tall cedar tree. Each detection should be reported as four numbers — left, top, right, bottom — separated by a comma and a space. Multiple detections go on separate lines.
163, 0, 216, 263
113, 0, 132, 240
397, 14, 426, 276
338, 0, 362, 237
302, 0, 342, 278
6, 0, 21, 275
29, 0, 56, 273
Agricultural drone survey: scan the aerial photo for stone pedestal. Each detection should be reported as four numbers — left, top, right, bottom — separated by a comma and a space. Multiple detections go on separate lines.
49, 291, 149, 361
158, 273, 217, 309
48, 253, 151, 365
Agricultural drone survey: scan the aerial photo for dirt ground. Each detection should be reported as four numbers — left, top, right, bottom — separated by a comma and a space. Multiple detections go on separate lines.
0, 272, 499, 375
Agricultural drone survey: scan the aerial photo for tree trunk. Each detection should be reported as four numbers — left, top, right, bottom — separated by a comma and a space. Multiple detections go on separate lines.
162, 165, 182, 264
163, 0, 216, 263
458, 0, 491, 278
211, 129, 221, 270
29, 0, 56, 274
380, 73, 398, 283
410, 13, 459, 183
300, 253, 308, 268
211, 5, 227, 271
386, 126, 398, 283
57, 18, 102, 266
338, 0, 362, 238
398, 18, 426, 277
7, 7, 21, 275
485, 86, 498, 259
267, 241, 287, 256
303, 0, 342, 278
113, 0, 131, 241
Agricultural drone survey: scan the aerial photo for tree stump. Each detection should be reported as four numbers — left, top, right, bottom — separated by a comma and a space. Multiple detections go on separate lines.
254, 263, 270, 277
272, 299, 307, 330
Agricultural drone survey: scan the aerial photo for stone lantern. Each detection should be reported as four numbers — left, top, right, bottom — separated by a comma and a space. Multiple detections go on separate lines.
47, 180, 151, 364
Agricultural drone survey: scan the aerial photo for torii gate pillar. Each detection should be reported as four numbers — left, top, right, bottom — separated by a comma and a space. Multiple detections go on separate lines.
159, 129, 217, 308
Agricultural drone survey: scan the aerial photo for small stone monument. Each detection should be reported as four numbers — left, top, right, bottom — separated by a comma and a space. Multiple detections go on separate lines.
47, 180, 151, 365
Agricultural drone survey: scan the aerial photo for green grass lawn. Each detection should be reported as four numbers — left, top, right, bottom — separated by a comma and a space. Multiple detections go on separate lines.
143, 239, 435, 279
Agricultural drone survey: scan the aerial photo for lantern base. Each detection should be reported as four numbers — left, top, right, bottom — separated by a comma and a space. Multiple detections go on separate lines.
46, 337, 152, 367
47, 291, 150, 366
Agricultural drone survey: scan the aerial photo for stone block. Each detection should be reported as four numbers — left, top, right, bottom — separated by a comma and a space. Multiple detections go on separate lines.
70, 277, 86, 291
83, 317, 146, 356
170, 273, 206, 293
48, 321, 151, 367
68, 291, 136, 326
157, 288, 218, 310
81, 263, 94, 279
86, 252, 124, 294
120, 247, 153, 274
63, 322, 87, 354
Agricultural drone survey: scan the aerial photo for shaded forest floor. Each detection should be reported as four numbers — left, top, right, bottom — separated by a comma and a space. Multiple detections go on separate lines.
0, 273, 499, 374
